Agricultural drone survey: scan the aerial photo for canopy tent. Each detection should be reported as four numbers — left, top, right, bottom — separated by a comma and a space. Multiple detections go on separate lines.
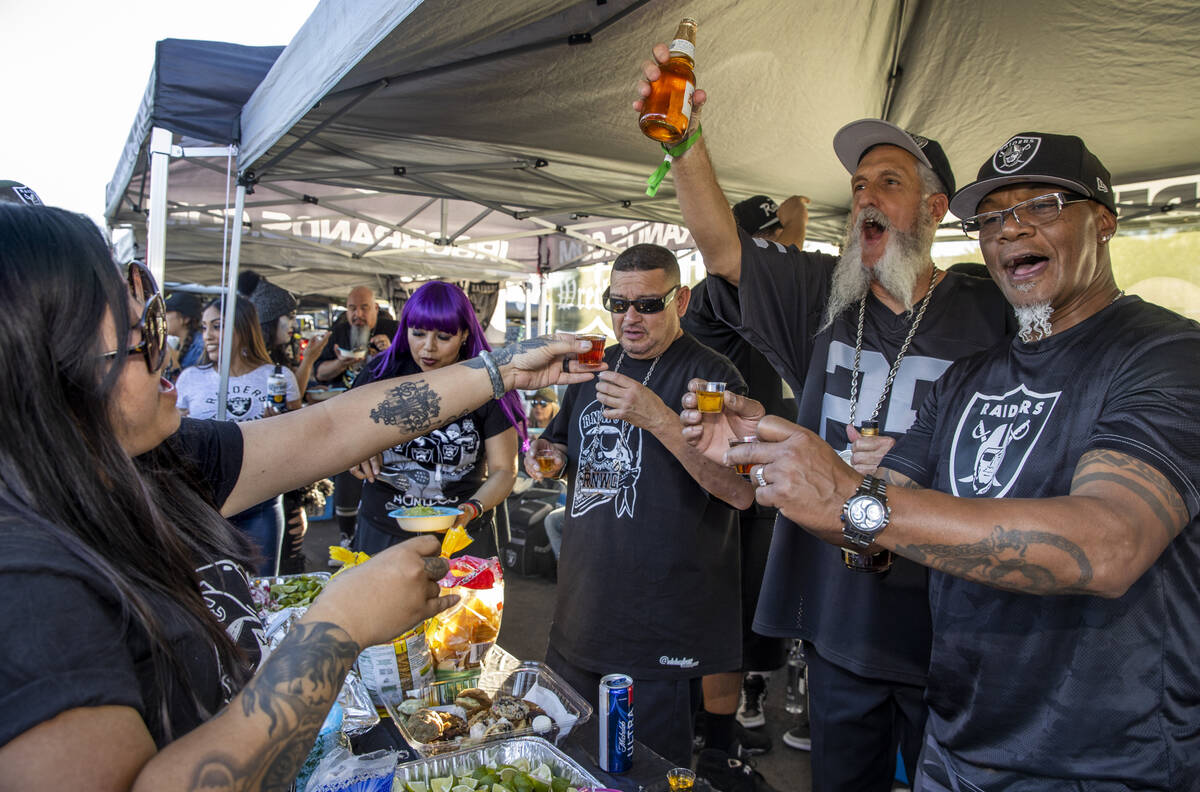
106, 0, 1200, 299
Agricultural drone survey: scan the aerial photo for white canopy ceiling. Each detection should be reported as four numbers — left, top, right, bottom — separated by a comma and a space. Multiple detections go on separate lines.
106, 0, 1200, 295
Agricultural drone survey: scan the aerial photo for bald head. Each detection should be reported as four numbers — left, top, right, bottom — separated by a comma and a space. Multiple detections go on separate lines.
347, 285, 379, 328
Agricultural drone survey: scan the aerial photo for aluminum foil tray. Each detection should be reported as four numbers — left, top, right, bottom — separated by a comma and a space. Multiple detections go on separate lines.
393, 736, 601, 790
383, 646, 593, 758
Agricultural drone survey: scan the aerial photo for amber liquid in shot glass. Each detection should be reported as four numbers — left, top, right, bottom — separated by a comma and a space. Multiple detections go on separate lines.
697, 381, 726, 413
577, 334, 606, 367
535, 450, 561, 476
727, 435, 755, 476
667, 768, 696, 792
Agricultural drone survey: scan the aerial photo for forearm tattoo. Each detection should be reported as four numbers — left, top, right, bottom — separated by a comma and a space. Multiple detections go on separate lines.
369, 380, 442, 433
463, 337, 551, 369
187, 622, 360, 792
877, 467, 922, 490
895, 525, 1093, 595
1070, 449, 1189, 542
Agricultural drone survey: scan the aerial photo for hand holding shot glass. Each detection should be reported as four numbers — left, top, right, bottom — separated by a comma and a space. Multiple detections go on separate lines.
576, 333, 607, 367
535, 447, 564, 477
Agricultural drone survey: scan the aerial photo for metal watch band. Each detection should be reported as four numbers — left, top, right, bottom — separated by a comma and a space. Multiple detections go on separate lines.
842, 474, 889, 549
477, 349, 506, 400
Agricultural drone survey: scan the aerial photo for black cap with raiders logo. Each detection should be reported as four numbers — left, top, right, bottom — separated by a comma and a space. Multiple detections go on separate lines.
0, 180, 43, 206
950, 132, 1115, 219
833, 119, 956, 196
732, 195, 781, 235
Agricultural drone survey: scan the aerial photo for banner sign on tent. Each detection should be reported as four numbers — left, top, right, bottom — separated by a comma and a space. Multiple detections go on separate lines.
546, 222, 695, 269
389, 280, 502, 329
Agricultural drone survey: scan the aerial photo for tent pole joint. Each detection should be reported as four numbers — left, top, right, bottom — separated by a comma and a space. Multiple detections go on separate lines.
567, 33, 592, 45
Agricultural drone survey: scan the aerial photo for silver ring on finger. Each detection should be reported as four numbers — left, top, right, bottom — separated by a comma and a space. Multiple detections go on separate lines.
755, 466, 769, 488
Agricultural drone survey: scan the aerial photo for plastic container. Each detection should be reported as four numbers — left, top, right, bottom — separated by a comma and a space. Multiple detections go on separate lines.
384, 646, 593, 757
393, 736, 601, 790
389, 506, 461, 533
250, 571, 331, 613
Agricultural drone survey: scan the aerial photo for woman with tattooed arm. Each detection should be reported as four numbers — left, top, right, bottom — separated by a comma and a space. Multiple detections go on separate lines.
0, 204, 599, 792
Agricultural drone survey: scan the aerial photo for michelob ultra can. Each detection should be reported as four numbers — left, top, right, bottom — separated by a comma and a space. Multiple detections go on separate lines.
598, 673, 633, 773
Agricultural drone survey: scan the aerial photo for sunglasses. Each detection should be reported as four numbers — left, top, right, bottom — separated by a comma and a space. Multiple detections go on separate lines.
99, 261, 168, 374
530, 399, 552, 407
602, 285, 680, 314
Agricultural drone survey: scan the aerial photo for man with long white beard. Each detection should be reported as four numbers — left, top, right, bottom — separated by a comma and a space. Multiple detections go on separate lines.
636, 47, 1013, 791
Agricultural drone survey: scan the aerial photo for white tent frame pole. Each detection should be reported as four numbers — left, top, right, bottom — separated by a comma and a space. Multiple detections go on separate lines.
524, 278, 534, 341
216, 183, 247, 421
146, 127, 173, 286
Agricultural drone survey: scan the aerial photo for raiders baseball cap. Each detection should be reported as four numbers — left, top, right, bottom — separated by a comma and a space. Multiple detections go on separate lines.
732, 195, 781, 235
950, 132, 1115, 219
833, 119, 956, 196
0, 180, 43, 206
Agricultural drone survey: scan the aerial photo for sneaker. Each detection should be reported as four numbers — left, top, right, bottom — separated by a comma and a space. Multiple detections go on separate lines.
782, 719, 811, 752
696, 748, 780, 792
731, 722, 772, 756
736, 673, 767, 729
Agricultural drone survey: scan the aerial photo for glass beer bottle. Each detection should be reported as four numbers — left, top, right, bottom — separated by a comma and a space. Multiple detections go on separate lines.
638, 18, 697, 145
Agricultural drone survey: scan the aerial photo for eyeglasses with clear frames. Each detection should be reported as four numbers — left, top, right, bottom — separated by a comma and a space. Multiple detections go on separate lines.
961, 192, 1090, 240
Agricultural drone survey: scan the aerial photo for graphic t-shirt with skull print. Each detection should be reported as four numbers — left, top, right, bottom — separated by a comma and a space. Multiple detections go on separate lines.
353, 357, 513, 537
543, 332, 747, 678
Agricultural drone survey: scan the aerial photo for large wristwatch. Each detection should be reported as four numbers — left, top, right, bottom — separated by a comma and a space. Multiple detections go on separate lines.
841, 475, 890, 550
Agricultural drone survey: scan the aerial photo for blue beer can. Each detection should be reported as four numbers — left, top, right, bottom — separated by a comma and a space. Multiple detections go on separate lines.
598, 673, 634, 773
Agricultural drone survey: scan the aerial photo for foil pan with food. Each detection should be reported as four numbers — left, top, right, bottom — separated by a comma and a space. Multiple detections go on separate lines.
392, 736, 601, 791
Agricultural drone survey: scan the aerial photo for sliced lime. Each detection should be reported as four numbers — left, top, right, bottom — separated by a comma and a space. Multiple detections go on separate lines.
405, 782, 429, 792
431, 777, 455, 792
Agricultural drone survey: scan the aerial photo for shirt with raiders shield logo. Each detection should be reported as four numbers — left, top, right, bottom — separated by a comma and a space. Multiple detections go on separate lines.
176, 362, 299, 421
881, 295, 1200, 787
704, 229, 1013, 686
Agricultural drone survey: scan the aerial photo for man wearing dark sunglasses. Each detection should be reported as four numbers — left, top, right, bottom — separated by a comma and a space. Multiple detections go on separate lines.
525, 243, 756, 769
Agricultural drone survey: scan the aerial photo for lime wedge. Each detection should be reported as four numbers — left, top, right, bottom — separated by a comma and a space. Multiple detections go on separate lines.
452, 785, 475, 792
499, 768, 517, 785
512, 758, 531, 773
492, 783, 510, 792
431, 777, 455, 792
532, 765, 552, 781
406, 782, 429, 792
457, 779, 480, 790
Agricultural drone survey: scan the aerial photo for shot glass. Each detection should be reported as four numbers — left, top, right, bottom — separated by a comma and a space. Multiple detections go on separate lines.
577, 333, 606, 367
696, 381, 727, 413
534, 448, 562, 477
666, 768, 696, 792
727, 435, 756, 476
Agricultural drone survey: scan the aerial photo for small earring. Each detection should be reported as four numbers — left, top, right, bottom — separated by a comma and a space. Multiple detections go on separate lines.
1100, 234, 1112, 243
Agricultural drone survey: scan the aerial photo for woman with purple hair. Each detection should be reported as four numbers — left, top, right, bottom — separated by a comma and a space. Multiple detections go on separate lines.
349, 281, 527, 554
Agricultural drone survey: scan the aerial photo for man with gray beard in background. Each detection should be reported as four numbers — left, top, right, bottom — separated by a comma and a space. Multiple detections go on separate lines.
638, 49, 1014, 791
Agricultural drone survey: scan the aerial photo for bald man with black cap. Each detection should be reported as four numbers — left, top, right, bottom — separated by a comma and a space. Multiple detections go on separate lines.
637, 44, 1015, 789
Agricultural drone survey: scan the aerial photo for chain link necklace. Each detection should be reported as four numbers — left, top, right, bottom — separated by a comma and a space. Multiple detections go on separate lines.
847, 269, 940, 429
612, 348, 663, 440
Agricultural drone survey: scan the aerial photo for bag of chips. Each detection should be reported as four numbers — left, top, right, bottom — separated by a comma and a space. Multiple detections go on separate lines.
425, 555, 504, 672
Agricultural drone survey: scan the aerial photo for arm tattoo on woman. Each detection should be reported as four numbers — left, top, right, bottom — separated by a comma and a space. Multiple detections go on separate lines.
1070, 449, 1188, 542
370, 380, 442, 432
896, 525, 1093, 595
187, 622, 360, 792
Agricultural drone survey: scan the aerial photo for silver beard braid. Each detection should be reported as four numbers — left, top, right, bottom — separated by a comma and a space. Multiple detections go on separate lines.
349, 323, 370, 350
820, 202, 937, 332
1014, 301, 1054, 342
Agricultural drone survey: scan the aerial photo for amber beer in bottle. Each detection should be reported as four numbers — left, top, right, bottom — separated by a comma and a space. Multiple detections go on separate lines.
638, 18, 698, 145
842, 421, 894, 574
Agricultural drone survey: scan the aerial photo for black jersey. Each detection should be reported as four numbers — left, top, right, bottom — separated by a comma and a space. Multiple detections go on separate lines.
884, 296, 1200, 787
705, 230, 1013, 684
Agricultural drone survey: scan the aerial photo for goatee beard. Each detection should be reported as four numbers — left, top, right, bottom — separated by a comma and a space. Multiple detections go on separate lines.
820, 203, 935, 333
1015, 302, 1054, 343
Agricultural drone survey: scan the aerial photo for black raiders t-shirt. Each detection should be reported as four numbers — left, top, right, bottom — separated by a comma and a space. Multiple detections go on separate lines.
315, 315, 401, 388
705, 230, 1013, 685
544, 333, 746, 678
0, 419, 265, 749
353, 357, 513, 535
882, 297, 1200, 786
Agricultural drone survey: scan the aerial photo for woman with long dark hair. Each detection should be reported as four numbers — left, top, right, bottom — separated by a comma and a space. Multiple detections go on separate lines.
0, 204, 594, 788
350, 281, 527, 555
176, 296, 301, 574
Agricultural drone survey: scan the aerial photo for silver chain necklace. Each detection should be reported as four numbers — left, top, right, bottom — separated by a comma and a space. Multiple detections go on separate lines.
612, 348, 662, 439
847, 269, 940, 428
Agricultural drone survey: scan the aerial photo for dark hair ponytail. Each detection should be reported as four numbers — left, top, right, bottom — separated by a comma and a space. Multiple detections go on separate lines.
0, 204, 256, 740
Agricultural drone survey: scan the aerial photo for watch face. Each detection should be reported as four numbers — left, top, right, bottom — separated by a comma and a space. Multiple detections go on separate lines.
847, 495, 887, 532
